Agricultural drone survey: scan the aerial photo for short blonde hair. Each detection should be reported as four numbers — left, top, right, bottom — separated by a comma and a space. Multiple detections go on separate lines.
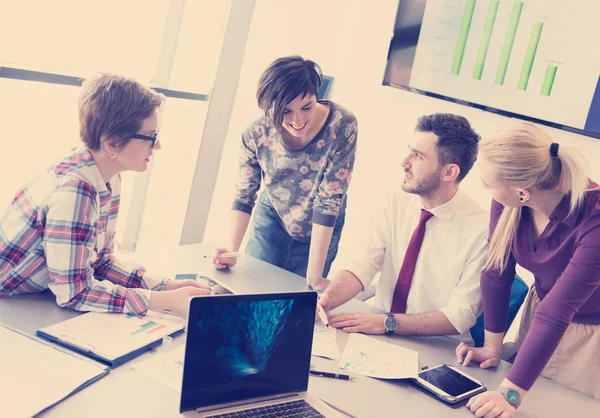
480, 122, 591, 272
78, 74, 164, 151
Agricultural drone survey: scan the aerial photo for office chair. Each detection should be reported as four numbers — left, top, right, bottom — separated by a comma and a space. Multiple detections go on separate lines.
469, 274, 529, 349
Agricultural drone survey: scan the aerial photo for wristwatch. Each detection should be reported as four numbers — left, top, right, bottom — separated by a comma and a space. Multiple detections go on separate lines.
499, 387, 521, 409
384, 312, 398, 335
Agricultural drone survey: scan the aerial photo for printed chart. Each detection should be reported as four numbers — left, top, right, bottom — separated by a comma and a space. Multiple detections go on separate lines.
311, 322, 340, 360
39, 310, 184, 360
339, 333, 418, 379
132, 345, 185, 392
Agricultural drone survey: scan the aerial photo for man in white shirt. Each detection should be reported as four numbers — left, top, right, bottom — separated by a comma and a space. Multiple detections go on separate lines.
318, 113, 488, 343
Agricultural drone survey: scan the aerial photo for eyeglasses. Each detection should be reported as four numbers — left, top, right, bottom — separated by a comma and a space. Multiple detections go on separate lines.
131, 133, 158, 148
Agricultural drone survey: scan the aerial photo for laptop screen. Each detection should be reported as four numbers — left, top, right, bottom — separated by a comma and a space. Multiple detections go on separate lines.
180, 292, 317, 412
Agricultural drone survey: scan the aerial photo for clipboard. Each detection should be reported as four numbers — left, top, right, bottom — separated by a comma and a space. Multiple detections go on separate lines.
36, 311, 185, 368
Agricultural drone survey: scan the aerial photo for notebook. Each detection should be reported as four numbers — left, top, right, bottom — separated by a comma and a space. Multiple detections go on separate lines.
36, 310, 185, 367
0, 325, 109, 417
180, 291, 341, 417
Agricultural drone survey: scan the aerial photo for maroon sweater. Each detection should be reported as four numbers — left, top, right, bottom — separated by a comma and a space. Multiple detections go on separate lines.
481, 184, 600, 390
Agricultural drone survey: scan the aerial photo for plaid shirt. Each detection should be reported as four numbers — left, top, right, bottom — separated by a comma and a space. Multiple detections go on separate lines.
0, 148, 166, 314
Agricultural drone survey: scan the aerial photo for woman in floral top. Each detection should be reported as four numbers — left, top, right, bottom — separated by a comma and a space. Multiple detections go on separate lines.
214, 56, 358, 289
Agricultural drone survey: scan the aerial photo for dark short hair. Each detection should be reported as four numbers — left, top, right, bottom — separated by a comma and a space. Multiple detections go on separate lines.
415, 113, 481, 182
256, 55, 323, 129
78, 73, 164, 151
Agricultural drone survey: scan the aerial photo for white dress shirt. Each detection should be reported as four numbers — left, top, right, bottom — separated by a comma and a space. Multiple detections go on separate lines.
347, 188, 488, 342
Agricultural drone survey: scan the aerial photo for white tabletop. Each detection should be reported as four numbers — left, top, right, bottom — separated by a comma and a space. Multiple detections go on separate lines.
0, 243, 597, 417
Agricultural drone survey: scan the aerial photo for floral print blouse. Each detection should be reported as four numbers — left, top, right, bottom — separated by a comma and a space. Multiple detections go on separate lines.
232, 101, 358, 242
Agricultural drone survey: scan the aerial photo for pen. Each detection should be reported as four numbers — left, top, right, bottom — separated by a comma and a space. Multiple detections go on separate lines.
309, 370, 351, 380
316, 303, 329, 327
308, 286, 329, 326
203, 252, 241, 259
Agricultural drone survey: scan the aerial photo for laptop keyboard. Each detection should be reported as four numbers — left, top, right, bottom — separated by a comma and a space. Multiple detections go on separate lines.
206, 399, 325, 417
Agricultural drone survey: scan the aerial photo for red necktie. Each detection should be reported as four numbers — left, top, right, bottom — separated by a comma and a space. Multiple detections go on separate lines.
390, 209, 434, 313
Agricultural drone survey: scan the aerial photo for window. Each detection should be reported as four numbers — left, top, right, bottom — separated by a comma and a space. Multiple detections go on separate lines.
0, 0, 234, 256
0, 0, 170, 82
0, 79, 80, 208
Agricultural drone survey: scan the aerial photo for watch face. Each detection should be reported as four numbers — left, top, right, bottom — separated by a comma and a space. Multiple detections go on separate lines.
385, 316, 397, 330
505, 389, 519, 404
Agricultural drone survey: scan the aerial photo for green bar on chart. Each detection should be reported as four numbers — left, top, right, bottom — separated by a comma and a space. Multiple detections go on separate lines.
130, 327, 146, 336
518, 22, 543, 90
451, 0, 477, 75
541, 64, 557, 96
494, 1, 524, 85
473, 0, 500, 79
140, 321, 157, 329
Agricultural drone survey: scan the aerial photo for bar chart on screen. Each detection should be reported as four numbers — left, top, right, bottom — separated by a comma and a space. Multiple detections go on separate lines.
408, 0, 599, 130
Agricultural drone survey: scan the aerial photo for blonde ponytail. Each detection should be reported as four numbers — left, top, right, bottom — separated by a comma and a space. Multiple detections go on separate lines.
481, 122, 591, 272
485, 207, 521, 272
554, 145, 590, 214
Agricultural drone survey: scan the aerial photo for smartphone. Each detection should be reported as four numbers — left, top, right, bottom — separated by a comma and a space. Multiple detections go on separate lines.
174, 274, 216, 286
174, 273, 199, 281
411, 364, 486, 406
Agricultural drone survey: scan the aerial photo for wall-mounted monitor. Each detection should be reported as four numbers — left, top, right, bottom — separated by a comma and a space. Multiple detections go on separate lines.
383, 0, 600, 139
318, 75, 334, 100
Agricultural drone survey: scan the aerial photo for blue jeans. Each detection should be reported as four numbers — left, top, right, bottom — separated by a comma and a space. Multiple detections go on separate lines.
245, 193, 345, 279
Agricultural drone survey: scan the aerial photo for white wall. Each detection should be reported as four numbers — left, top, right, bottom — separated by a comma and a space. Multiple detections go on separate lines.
205, 0, 600, 281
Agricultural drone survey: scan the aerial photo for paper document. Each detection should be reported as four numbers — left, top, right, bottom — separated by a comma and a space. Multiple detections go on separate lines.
312, 322, 341, 360
37, 310, 185, 362
0, 326, 109, 418
148, 310, 187, 326
339, 333, 418, 379
132, 345, 185, 392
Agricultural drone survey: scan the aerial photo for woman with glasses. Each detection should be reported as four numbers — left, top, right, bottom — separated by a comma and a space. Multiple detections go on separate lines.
213, 56, 358, 290
0, 74, 210, 318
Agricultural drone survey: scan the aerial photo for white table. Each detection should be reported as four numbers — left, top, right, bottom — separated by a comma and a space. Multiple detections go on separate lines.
0, 244, 597, 417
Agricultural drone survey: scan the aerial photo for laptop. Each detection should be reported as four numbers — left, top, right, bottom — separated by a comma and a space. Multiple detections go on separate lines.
180, 291, 341, 417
